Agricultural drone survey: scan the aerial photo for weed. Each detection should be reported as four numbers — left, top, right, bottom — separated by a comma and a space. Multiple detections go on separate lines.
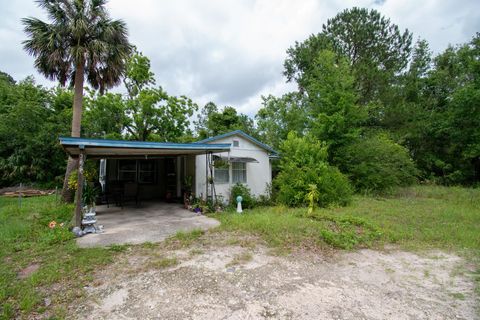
147, 257, 178, 269
226, 252, 253, 267
165, 229, 205, 248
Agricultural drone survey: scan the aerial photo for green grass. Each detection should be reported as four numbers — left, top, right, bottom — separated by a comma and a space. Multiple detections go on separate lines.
1, 185, 479, 318
165, 229, 205, 248
215, 185, 480, 252
215, 206, 382, 250
0, 196, 120, 319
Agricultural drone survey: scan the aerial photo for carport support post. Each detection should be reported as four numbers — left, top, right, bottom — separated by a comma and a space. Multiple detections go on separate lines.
74, 149, 85, 228
205, 152, 209, 200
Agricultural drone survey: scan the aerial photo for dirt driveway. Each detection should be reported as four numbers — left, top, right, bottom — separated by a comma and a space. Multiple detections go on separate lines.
71, 235, 478, 320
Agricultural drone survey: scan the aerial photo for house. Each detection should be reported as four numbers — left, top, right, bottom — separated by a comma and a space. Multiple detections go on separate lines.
195, 130, 279, 202
59, 130, 278, 209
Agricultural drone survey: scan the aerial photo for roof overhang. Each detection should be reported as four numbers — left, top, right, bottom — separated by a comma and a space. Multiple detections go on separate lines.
213, 155, 259, 163
59, 137, 231, 159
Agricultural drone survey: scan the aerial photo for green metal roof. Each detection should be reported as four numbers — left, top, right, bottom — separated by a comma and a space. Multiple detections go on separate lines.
59, 136, 231, 157
195, 130, 278, 155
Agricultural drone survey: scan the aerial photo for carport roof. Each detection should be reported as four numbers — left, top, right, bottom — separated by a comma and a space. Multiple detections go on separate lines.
59, 136, 231, 158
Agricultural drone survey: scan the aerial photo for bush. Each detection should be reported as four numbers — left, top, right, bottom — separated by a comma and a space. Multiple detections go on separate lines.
338, 133, 418, 193
230, 183, 256, 209
275, 132, 352, 207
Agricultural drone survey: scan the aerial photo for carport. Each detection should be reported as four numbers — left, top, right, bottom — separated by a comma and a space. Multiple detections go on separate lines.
59, 137, 231, 228
75, 202, 219, 247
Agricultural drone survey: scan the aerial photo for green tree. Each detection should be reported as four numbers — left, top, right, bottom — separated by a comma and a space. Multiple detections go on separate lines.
275, 132, 352, 207
0, 77, 72, 187
256, 92, 308, 151
408, 34, 480, 183
337, 133, 418, 193
22, 0, 131, 201
195, 103, 256, 139
284, 7, 412, 106
83, 91, 126, 139
122, 50, 197, 141
304, 50, 366, 160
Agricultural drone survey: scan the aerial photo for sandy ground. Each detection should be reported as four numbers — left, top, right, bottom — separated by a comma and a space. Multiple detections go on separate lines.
71, 240, 478, 320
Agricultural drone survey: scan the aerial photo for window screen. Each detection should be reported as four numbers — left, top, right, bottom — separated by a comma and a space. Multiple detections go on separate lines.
138, 160, 155, 184
232, 162, 246, 183
118, 160, 137, 181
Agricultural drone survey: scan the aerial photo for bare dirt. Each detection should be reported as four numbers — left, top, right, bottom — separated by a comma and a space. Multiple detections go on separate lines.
71, 240, 478, 320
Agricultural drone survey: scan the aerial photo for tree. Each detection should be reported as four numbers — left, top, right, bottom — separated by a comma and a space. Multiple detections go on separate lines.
195, 103, 256, 139
337, 133, 417, 193
0, 78, 72, 187
406, 34, 480, 183
275, 132, 352, 207
256, 92, 308, 151
83, 91, 126, 139
304, 50, 366, 160
284, 7, 412, 106
122, 50, 197, 142
23, 0, 131, 201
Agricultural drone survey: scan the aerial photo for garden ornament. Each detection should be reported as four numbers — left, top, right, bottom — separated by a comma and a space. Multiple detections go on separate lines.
236, 195, 243, 213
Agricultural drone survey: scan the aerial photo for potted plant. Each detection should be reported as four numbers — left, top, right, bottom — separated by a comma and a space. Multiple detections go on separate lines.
82, 183, 99, 212
183, 176, 193, 208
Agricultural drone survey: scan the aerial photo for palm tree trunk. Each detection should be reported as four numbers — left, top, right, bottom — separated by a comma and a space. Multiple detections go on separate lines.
61, 60, 85, 202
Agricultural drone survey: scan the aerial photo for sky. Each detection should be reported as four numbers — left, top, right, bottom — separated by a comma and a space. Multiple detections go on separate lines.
0, 0, 479, 117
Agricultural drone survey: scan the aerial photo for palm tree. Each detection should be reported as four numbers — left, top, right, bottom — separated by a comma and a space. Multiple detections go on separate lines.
23, 0, 131, 202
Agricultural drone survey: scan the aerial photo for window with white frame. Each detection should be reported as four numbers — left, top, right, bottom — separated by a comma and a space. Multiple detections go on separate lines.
214, 159, 229, 184
233, 140, 240, 147
232, 162, 247, 183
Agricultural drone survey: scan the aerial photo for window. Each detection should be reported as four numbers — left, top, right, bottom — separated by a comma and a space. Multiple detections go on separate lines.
233, 140, 240, 147
214, 160, 229, 184
118, 160, 156, 184
118, 160, 137, 182
232, 162, 247, 183
138, 160, 156, 184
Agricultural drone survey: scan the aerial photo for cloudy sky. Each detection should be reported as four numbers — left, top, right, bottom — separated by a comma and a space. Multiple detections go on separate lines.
1, 0, 479, 116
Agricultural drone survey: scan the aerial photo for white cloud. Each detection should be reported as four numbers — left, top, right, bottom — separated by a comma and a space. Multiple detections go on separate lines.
1, 0, 478, 116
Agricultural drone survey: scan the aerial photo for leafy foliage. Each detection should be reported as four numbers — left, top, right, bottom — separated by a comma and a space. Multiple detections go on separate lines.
338, 134, 418, 193
195, 102, 256, 139
275, 132, 352, 207
22, 0, 131, 92
0, 77, 71, 187
285, 7, 412, 106
83, 50, 198, 142
256, 93, 308, 151
230, 183, 256, 209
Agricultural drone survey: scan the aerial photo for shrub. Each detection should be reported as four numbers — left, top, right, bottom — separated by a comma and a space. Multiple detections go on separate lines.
230, 183, 256, 209
338, 133, 418, 193
275, 132, 352, 207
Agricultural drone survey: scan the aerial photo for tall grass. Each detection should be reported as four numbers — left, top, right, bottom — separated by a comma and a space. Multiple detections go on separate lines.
215, 185, 480, 252
0, 196, 118, 319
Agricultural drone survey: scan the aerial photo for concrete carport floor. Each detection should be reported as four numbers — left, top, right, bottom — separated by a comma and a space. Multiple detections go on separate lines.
76, 202, 220, 248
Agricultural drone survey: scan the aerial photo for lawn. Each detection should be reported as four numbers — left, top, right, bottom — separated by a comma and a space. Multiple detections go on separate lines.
0, 196, 121, 319
0, 185, 479, 318
216, 185, 480, 253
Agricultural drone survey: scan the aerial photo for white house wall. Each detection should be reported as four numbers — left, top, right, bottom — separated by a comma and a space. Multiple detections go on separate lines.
195, 134, 272, 202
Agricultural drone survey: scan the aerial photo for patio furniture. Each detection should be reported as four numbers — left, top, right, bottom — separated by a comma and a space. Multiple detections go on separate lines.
120, 182, 140, 208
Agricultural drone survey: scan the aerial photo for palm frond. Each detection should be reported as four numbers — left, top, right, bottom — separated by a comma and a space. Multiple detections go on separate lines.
23, 0, 131, 90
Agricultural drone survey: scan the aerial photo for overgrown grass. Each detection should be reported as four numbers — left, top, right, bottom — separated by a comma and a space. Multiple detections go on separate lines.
0, 196, 120, 319
215, 207, 382, 250
215, 185, 480, 252
1, 186, 479, 318
333, 185, 480, 251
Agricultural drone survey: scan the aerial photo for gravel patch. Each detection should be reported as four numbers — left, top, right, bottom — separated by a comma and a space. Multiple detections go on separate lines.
71, 242, 478, 319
